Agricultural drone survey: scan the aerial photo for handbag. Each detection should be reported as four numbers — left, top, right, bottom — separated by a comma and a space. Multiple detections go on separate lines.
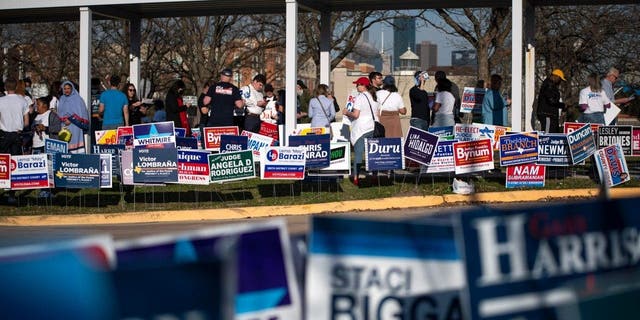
363, 94, 385, 138
315, 97, 335, 139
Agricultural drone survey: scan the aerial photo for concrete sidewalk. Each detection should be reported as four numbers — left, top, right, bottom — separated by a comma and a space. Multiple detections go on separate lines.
1, 188, 639, 227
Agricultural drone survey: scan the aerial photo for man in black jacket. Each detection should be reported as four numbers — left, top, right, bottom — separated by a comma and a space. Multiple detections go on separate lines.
536, 69, 566, 133
409, 71, 430, 130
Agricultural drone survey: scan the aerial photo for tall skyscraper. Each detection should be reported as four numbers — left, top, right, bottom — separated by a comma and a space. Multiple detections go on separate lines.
393, 16, 416, 71
416, 41, 438, 70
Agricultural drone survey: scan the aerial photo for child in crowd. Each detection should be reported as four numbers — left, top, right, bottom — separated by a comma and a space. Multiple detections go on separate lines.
31, 95, 62, 154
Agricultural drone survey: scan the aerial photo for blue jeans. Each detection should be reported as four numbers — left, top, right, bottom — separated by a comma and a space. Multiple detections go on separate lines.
352, 131, 373, 176
410, 118, 429, 131
578, 112, 605, 125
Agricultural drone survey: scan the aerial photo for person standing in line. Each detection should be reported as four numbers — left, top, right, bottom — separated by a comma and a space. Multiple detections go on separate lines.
481, 74, 510, 126
308, 84, 336, 130
376, 75, 406, 138
434, 71, 462, 123
31, 95, 62, 154
123, 83, 146, 126
343, 77, 379, 186
198, 78, 215, 128
432, 78, 456, 127
58, 81, 90, 154
296, 80, 311, 122
89, 78, 103, 145
368, 71, 384, 91
409, 71, 430, 131
99, 75, 129, 130
578, 73, 610, 125
601, 67, 633, 125
536, 69, 566, 133
204, 68, 244, 128
241, 74, 267, 133
165, 80, 191, 137
0, 78, 29, 204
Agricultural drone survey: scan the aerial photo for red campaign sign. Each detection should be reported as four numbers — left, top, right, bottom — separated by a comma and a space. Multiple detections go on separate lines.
505, 163, 546, 188
259, 121, 279, 142
563, 122, 600, 135
453, 138, 494, 174
117, 126, 133, 140
0, 154, 10, 188
633, 127, 640, 156
203, 126, 239, 151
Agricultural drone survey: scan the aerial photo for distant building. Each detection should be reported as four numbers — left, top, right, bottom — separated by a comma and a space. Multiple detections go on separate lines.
398, 47, 419, 73
451, 50, 477, 68
393, 16, 416, 71
416, 41, 438, 71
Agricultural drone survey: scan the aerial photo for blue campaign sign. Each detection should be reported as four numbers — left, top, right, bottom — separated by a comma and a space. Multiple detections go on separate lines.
44, 138, 68, 154
365, 137, 404, 171
93, 144, 125, 178
499, 132, 538, 166
457, 197, 640, 320
537, 134, 570, 166
289, 134, 330, 168
132, 121, 176, 148
404, 127, 439, 165
54, 153, 102, 188
176, 137, 198, 150
307, 216, 463, 320
567, 123, 597, 164
115, 220, 301, 319
174, 127, 186, 138
428, 126, 454, 138
132, 147, 178, 184
219, 134, 248, 153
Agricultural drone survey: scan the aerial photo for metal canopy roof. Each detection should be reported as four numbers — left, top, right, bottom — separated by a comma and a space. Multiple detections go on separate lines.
1, 0, 635, 24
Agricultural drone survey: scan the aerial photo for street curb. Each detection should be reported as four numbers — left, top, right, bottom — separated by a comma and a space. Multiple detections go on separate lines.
1, 188, 639, 227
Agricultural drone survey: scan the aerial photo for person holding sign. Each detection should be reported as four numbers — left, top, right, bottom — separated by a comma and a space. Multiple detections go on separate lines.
601, 67, 633, 125
578, 73, 610, 125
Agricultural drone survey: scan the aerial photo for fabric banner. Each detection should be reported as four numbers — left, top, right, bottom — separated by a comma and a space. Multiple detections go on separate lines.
306, 216, 463, 320
289, 134, 331, 169
597, 125, 632, 156
365, 137, 404, 171
260, 147, 306, 180
425, 140, 457, 174
0, 154, 10, 189
132, 147, 178, 184
54, 153, 101, 189
537, 134, 570, 167
208, 150, 255, 183
10, 154, 49, 190
594, 144, 631, 187
133, 122, 176, 149
203, 126, 240, 151
453, 138, 494, 174
567, 123, 597, 164
461, 87, 486, 114
220, 135, 248, 153
499, 132, 539, 167
404, 127, 439, 166
177, 150, 211, 185
505, 163, 545, 188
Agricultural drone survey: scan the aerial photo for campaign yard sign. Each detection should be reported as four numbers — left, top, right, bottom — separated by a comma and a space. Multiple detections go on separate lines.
309, 142, 352, 176
260, 147, 306, 180
177, 150, 211, 185
0, 154, 10, 189
242, 131, 275, 161
203, 126, 239, 151
597, 125, 632, 156
499, 132, 539, 166
453, 138, 494, 174
95, 129, 117, 145
634, 127, 640, 156
428, 126, 454, 138
10, 154, 49, 190
306, 216, 464, 320
220, 135, 248, 153
54, 153, 101, 189
258, 121, 279, 142
175, 137, 198, 150
456, 197, 640, 320
174, 127, 186, 138
454, 123, 507, 151
99, 154, 112, 188
132, 147, 178, 184
404, 127, 439, 166
93, 144, 124, 179
289, 134, 330, 169
425, 140, 457, 174
594, 144, 631, 187
505, 163, 545, 188
208, 150, 255, 183
365, 137, 404, 171
563, 122, 600, 136
117, 126, 134, 148
567, 123, 597, 164
461, 87, 486, 113
133, 122, 176, 149
537, 134, 570, 166
115, 219, 301, 320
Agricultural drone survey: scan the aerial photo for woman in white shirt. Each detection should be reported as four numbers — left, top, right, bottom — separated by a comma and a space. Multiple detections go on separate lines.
432, 78, 456, 127
578, 73, 610, 125
376, 76, 406, 138
342, 77, 379, 185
